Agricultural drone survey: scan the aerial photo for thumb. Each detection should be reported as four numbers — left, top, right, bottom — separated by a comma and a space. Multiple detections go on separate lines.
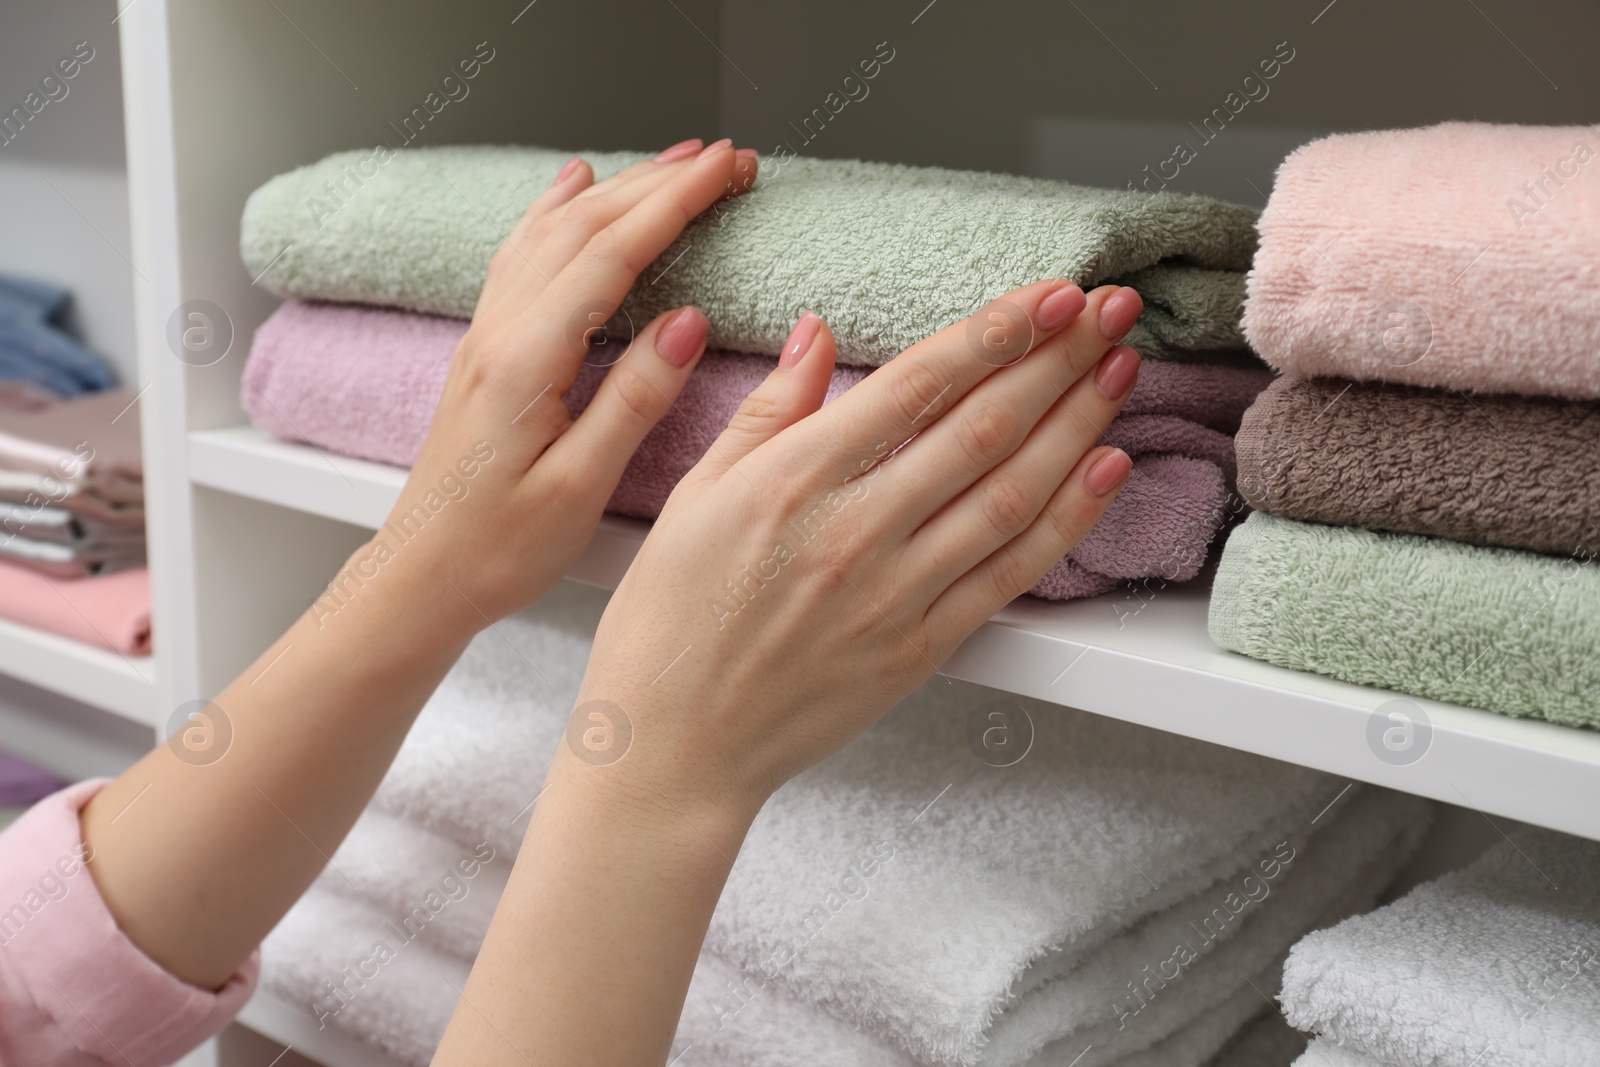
672, 312, 838, 502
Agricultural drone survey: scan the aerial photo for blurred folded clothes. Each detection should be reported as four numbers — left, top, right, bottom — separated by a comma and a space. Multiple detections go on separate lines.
0, 560, 150, 654
0, 387, 146, 580
0, 274, 117, 398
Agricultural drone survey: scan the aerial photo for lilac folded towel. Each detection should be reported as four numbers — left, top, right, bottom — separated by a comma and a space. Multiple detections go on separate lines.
1243, 122, 1600, 399
243, 302, 1270, 601
1237, 376, 1600, 557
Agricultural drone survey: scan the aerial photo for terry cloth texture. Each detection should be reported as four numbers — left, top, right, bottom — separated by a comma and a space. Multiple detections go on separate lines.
1235, 376, 1600, 557
1242, 122, 1600, 399
240, 146, 1262, 366
243, 300, 1271, 601
260, 582, 1427, 1067
1209, 512, 1600, 727
1280, 827, 1600, 1067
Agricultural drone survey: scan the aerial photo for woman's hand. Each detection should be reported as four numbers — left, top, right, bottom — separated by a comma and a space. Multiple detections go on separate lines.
435, 278, 1145, 1067
576, 279, 1142, 819
377, 137, 759, 635
79, 138, 757, 995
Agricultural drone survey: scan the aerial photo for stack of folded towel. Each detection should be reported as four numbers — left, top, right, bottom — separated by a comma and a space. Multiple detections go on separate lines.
239, 146, 1274, 601
0, 387, 150, 653
260, 582, 1434, 1067
1279, 826, 1600, 1067
1211, 122, 1600, 726
0, 275, 117, 399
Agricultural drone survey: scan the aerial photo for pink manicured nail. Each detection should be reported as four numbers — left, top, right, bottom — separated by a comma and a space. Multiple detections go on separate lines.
1085, 448, 1132, 497
654, 138, 703, 163
696, 137, 733, 159
1098, 287, 1143, 340
735, 147, 759, 160
1095, 345, 1141, 399
553, 156, 583, 184
656, 307, 708, 368
1035, 283, 1086, 332
780, 312, 821, 368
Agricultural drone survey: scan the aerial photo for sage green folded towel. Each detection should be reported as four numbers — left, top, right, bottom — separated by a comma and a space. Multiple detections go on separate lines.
1210, 512, 1600, 728
240, 146, 1259, 366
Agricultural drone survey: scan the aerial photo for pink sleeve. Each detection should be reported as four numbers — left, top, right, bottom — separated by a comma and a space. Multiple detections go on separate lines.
0, 780, 259, 1066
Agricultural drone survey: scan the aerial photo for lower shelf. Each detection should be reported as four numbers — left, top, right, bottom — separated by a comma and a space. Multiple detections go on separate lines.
0, 613, 156, 726
189, 425, 1600, 842
237, 990, 402, 1067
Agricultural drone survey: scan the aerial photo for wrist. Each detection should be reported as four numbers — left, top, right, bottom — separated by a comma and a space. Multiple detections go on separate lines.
303, 536, 482, 662
542, 740, 765, 860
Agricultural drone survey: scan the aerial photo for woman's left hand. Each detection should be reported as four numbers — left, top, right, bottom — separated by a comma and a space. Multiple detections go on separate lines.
375, 138, 758, 635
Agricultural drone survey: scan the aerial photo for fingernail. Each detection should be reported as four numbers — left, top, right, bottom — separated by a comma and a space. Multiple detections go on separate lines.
1098, 287, 1143, 341
1036, 283, 1086, 332
1094, 345, 1141, 400
696, 137, 733, 159
654, 138, 703, 163
780, 312, 821, 369
554, 156, 583, 184
656, 307, 708, 368
1085, 448, 1132, 497
735, 147, 759, 160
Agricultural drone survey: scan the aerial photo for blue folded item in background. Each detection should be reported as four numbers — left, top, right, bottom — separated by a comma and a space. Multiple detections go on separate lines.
0, 274, 117, 398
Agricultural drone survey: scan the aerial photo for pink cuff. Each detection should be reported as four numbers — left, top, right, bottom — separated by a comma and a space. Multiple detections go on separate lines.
0, 779, 258, 1066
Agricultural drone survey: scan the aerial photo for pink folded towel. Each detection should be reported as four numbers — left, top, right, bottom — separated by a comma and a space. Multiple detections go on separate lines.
243, 302, 1270, 600
0, 561, 150, 654
1243, 122, 1600, 399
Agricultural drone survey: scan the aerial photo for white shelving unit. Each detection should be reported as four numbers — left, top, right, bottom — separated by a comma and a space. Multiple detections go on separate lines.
187, 425, 1600, 843
0, 4, 157, 771
94, 1, 1600, 1064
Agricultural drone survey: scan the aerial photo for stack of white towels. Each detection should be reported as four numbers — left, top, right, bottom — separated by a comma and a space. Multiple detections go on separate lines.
262, 582, 1435, 1067
1281, 827, 1600, 1067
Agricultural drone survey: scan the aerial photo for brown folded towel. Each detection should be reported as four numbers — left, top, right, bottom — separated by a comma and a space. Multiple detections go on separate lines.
1235, 376, 1600, 557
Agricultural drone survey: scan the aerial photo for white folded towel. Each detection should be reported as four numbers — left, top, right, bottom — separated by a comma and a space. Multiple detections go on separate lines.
355, 581, 1401, 1067
1280, 827, 1600, 1067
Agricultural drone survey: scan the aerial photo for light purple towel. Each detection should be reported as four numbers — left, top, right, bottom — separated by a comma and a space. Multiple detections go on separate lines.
243, 302, 1270, 601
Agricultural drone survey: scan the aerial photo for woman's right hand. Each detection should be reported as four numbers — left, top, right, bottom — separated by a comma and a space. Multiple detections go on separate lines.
567, 279, 1145, 822
434, 278, 1146, 1067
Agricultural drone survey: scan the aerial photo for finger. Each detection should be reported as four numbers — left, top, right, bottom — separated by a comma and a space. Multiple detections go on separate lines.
906, 344, 1140, 587
794, 280, 1106, 486
926, 444, 1133, 642
864, 286, 1136, 537
512, 158, 704, 285
508, 140, 699, 249
538, 306, 710, 489
673, 312, 838, 500
474, 157, 594, 320
525, 144, 743, 353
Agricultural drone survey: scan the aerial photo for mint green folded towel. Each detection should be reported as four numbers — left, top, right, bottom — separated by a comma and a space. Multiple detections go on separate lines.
1210, 512, 1600, 728
240, 146, 1259, 366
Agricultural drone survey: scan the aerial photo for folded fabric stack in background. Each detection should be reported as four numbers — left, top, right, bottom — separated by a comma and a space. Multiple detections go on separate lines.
1212, 121, 1600, 725
0, 274, 117, 399
238, 146, 1273, 602
261, 582, 1434, 1067
0, 748, 66, 832
1279, 827, 1600, 1067
245, 302, 1270, 601
0, 387, 151, 654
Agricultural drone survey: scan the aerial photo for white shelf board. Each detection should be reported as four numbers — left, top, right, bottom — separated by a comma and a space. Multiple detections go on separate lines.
189, 424, 1600, 842
0, 613, 156, 726
237, 989, 404, 1067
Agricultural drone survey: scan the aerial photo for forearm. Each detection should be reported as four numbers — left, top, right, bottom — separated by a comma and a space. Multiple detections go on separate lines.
430, 751, 757, 1067
81, 538, 477, 990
